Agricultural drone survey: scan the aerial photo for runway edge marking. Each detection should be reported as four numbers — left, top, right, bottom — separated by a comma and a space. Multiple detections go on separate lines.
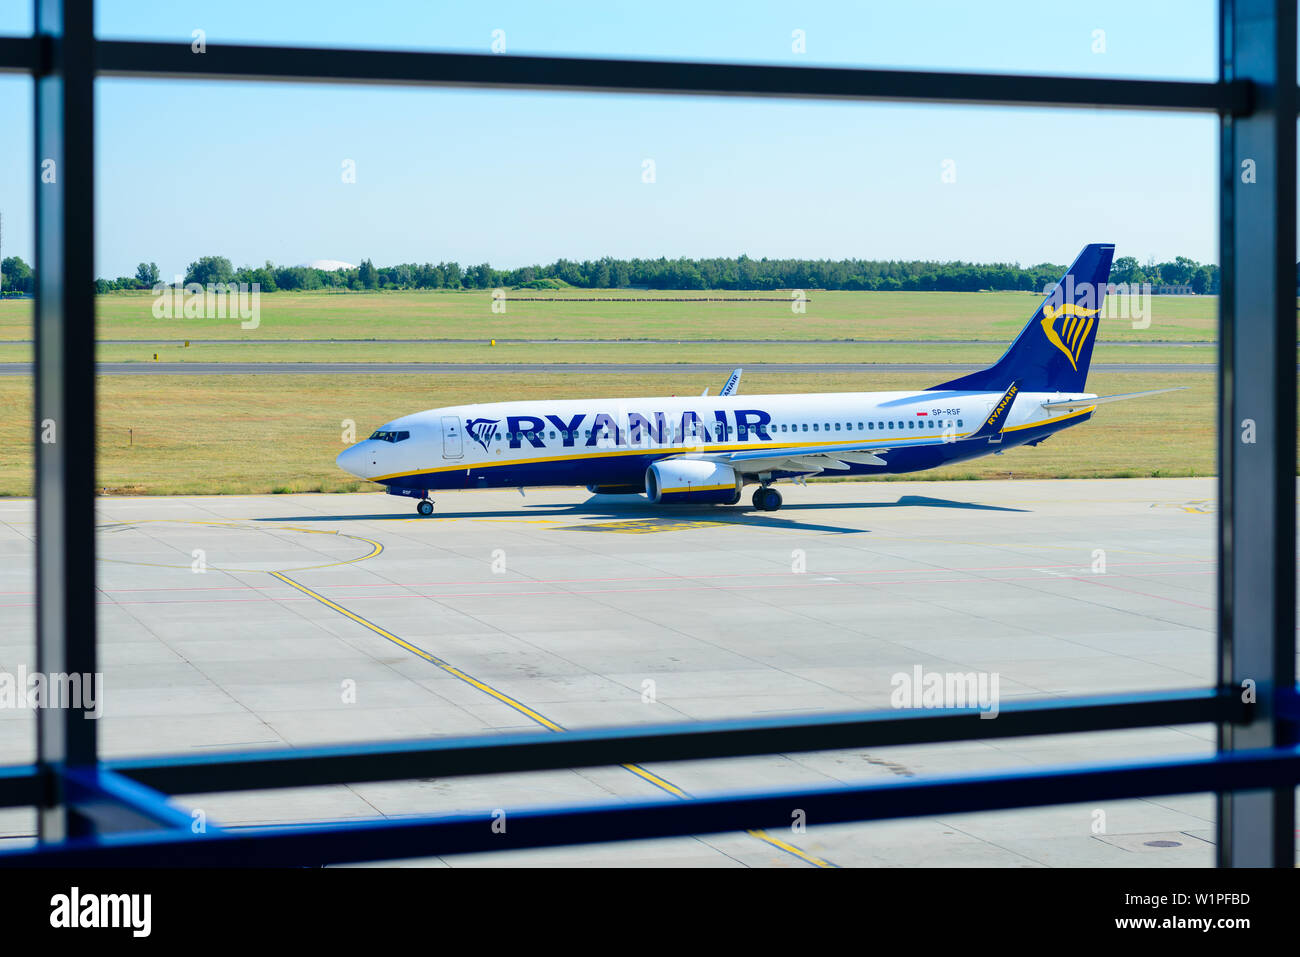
269, 569, 837, 868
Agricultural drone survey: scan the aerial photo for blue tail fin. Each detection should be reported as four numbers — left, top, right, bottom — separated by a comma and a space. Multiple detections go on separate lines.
929, 243, 1115, 393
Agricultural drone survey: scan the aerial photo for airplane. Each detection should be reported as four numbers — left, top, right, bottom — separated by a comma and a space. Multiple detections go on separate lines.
336, 244, 1180, 515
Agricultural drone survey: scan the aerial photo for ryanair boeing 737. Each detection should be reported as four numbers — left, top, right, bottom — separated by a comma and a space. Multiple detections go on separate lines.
337, 244, 1177, 515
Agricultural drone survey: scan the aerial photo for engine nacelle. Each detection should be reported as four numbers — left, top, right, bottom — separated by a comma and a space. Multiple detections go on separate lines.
645, 460, 742, 504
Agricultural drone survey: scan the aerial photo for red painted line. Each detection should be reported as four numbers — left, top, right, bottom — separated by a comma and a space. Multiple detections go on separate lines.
0, 559, 1212, 598
0, 567, 1216, 610
1074, 575, 1214, 611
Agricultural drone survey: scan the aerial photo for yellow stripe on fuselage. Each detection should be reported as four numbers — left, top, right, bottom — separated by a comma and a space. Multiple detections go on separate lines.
1002, 406, 1094, 432
370, 408, 1093, 483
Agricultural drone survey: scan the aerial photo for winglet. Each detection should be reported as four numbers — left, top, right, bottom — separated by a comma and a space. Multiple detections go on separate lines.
720, 368, 743, 396
970, 381, 1021, 439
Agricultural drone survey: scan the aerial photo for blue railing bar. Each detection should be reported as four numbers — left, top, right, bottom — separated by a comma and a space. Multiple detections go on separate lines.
62, 767, 207, 835
0, 766, 41, 809
95, 688, 1235, 796
2, 744, 1295, 867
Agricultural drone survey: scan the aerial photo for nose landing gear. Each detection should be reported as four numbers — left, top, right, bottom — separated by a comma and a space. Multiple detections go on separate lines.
751, 486, 783, 512
416, 499, 435, 516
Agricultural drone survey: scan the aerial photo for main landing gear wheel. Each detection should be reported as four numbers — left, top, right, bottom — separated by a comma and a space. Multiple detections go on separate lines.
416, 499, 434, 516
752, 487, 783, 512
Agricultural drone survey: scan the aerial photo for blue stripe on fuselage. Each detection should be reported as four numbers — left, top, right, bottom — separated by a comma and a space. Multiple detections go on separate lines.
379, 413, 1090, 492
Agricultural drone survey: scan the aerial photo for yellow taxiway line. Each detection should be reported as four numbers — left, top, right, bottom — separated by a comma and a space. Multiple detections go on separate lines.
270, 569, 836, 867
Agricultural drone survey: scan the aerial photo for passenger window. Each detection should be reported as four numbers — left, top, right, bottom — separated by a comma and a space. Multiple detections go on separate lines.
958, 419, 963, 427
834, 423, 841, 431
813, 423, 819, 431
867, 422, 873, 430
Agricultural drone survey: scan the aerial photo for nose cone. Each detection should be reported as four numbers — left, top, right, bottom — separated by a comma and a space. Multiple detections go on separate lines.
336, 444, 366, 478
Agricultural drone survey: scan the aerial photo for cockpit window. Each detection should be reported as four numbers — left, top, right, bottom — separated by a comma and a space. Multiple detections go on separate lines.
368, 430, 410, 443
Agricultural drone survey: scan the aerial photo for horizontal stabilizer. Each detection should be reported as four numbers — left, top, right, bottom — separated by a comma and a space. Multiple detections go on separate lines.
1040, 387, 1185, 412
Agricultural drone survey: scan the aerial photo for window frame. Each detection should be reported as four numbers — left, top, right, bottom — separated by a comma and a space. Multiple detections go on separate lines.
0, 0, 1294, 867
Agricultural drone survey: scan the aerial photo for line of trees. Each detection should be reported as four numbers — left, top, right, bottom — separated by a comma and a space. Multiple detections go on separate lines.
1, 252, 1223, 296
171, 253, 1222, 293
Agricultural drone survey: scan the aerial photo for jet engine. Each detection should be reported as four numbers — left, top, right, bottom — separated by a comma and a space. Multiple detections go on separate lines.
645, 460, 742, 504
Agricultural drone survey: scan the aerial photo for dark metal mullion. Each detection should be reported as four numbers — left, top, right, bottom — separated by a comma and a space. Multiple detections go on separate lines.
33, 0, 97, 841
0, 36, 41, 72
1216, 0, 1298, 867
91, 40, 1248, 113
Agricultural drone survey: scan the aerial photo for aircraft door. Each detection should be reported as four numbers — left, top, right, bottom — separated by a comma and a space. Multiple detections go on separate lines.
442, 416, 464, 458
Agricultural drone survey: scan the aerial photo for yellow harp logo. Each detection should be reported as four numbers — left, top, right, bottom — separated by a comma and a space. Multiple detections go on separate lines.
1040, 302, 1100, 371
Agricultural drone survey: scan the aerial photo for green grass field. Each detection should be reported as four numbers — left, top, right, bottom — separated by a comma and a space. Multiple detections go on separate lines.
0, 341, 1215, 366
0, 288, 1229, 495
0, 288, 1220, 343
0, 371, 1210, 497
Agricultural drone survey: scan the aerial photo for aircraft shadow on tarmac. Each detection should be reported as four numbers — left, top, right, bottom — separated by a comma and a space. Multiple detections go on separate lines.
260, 493, 1027, 535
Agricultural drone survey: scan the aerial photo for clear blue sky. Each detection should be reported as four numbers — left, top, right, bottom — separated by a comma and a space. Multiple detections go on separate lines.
0, 1, 1219, 279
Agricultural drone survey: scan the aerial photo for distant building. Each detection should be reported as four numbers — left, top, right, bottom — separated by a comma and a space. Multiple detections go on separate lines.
1152, 284, 1195, 295
297, 259, 356, 272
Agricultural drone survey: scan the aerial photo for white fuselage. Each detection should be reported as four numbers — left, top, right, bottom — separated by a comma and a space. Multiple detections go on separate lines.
336, 389, 1096, 492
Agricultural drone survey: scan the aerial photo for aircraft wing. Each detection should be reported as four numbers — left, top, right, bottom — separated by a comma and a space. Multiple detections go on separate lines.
1039, 387, 1185, 412
690, 437, 954, 474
